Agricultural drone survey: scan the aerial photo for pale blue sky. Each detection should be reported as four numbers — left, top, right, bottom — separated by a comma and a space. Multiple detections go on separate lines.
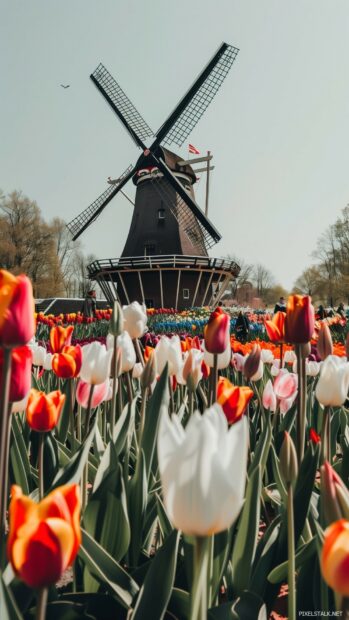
2, 1, 349, 290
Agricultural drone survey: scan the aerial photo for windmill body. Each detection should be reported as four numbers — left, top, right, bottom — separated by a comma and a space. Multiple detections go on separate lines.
67, 43, 240, 309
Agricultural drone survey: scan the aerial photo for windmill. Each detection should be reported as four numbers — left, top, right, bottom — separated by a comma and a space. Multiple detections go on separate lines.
67, 42, 240, 309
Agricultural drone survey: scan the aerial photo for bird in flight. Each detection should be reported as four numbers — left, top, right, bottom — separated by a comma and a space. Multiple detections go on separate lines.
60, 84, 70, 89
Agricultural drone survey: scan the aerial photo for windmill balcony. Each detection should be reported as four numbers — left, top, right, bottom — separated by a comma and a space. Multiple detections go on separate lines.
87, 254, 240, 310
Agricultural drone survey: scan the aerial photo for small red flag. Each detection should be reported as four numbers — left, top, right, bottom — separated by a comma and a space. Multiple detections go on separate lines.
188, 144, 200, 155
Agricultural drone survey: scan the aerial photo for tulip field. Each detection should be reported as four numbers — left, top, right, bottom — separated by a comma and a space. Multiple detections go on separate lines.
2, 271, 349, 619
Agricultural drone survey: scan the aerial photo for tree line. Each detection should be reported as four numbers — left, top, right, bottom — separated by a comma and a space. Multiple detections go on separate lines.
0, 190, 94, 299
294, 204, 349, 306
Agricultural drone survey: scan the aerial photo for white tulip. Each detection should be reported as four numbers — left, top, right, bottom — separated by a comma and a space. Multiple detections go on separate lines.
179, 349, 203, 388
261, 349, 274, 364
132, 362, 143, 379
123, 301, 148, 339
202, 342, 231, 369
30, 343, 47, 367
43, 353, 53, 371
315, 355, 349, 407
158, 404, 248, 536
80, 342, 113, 385
117, 331, 136, 373
12, 393, 29, 413
271, 359, 280, 376
284, 350, 297, 364
306, 360, 320, 377
155, 336, 183, 376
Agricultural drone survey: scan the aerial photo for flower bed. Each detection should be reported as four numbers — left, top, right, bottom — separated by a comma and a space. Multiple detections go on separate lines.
1, 276, 349, 618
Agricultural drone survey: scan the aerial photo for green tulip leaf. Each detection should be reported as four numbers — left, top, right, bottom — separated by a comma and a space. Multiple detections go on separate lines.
51, 414, 97, 490
139, 364, 169, 480
231, 465, 261, 596
79, 528, 139, 609
131, 529, 179, 620
267, 536, 317, 583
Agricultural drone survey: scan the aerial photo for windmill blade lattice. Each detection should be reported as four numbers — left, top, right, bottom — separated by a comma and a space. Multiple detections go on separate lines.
157, 44, 239, 147
67, 164, 134, 240
91, 64, 154, 146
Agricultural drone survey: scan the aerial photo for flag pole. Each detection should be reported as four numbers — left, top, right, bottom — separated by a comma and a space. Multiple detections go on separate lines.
205, 150, 211, 217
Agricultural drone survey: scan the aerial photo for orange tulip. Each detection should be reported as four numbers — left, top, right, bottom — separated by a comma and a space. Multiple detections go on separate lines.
50, 325, 74, 353
204, 307, 230, 354
144, 345, 154, 362
0, 269, 35, 346
265, 311, 285, 343
321, 519, 349, 596
8, 484, 81, 589
26, 389, 65, 432
217, 377, 253, 425
52, 345, 82, 378
285, 295, 315, 344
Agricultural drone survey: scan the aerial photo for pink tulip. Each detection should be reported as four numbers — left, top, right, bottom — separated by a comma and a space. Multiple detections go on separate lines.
76, 379, 109, 408
280, 392, 297, 415
262, 380, 277, 412
231, 353, 245, 373
274, 370, 298, 400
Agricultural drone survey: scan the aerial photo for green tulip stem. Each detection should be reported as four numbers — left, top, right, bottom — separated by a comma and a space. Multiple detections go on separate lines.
68, 378, 76, 453
139, 386, 148, 439
111, 336, 118, 433
210, 354, 218, 406
321, 406, 331, 463
36, 587, 48, 620
77, 404, 82, 443
82, 384, 95, 512
279, 342, 284, 368
38, 432, 45, 500
0, 347, 11, 534
0, 347, 12, 534
295, 345, 307, 463
287, 483, 296, 620
190, 536, 209, 620
0, 404, 12, 536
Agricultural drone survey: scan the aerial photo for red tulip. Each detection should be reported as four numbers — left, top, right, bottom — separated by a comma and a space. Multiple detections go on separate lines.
217, 377, 253, 425
285, 295, 315, 344
8, 484, 81, 589
204, 307, 230, 354
0, 346, 32, 402
0, 270, 35, 346
52, 345, 82, 378
50, 325, 74, 353
26, 389, 65, 432
309, 428, 321, 444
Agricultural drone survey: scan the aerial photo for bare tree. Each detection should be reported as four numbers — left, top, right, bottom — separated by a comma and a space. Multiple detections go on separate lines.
253, 263, 275, 298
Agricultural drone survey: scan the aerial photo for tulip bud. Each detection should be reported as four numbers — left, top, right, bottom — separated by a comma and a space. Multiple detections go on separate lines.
279, 432, 298, 486
109, 301, 124, 337
317, 323, 333, 361
284, 295, 315, 344
204, 307, 230, 354
243, 344, 261, 380
141, 350, 157, 389
320, 462, 349, 524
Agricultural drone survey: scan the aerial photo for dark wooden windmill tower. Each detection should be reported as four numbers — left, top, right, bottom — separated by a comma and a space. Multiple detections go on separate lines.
67, 43, 240, 309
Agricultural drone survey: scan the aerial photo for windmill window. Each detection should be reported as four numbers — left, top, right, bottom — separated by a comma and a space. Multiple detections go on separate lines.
158, 208, 165, 220
183, 288, 190, 300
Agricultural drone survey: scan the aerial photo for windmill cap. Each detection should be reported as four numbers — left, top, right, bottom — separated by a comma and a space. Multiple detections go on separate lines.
133, 146, 197, 185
